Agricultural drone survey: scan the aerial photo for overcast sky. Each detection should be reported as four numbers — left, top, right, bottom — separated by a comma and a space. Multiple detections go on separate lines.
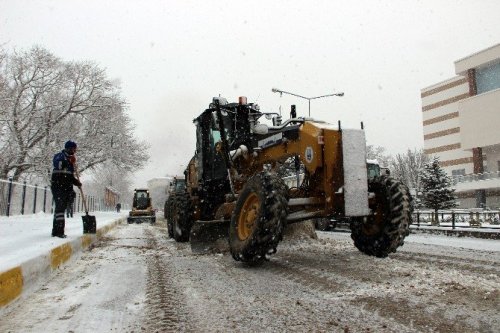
1, 0, 499, 188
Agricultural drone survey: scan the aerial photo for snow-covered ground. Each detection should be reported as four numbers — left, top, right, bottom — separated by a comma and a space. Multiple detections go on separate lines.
1, 216, 499, 332
1, 212, 498, 274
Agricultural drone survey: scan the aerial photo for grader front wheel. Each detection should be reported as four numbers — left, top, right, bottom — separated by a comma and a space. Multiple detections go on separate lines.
229, 172, 288, 263
350, 176, 412, 257
237, 193, 260, 241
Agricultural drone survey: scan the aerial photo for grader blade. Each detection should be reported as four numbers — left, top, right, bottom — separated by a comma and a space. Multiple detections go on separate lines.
190, 220, 230, 253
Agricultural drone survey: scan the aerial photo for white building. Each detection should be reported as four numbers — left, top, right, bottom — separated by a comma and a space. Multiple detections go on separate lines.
421, 44, 500, 208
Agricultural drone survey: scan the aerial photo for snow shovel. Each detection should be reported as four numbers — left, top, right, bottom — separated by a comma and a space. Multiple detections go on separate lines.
75, 165, 96, 234
79, 187, 96, 234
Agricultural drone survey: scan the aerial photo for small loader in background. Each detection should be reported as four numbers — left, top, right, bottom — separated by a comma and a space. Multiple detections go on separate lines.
170, 96, 413, 263
127, 188, 156, 224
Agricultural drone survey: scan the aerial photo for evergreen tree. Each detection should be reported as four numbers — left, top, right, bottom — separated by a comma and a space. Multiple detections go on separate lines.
420, 157, 457, 222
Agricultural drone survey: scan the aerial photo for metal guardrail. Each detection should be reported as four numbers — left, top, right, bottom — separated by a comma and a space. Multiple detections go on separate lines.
315, 210, 500, 232
0, 178, 117, 217
412, 209, 500, 229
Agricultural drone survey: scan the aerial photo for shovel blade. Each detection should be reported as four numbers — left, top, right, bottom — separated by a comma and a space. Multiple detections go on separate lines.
82, 214, 96, 234
190, 220, 230, 253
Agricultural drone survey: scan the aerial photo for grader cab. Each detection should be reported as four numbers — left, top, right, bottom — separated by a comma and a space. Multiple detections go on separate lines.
170, 96, 413, 263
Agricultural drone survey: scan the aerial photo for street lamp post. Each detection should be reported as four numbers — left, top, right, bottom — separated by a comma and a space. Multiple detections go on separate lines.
271, 88, 344, 117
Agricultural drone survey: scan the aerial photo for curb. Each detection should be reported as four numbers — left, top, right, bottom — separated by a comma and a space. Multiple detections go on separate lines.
0, 217, 125, 310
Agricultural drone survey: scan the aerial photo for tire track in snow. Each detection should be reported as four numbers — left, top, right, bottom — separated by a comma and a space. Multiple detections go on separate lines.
274, 244, 499, 332
271, 252, 404, 301
394, 251, 500, 277
143, 227, 192, 332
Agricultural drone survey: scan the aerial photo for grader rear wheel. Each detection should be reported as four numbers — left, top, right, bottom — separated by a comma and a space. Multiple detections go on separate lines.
350, 175, 412, 257
165, 198, 174, 238
229, 172, 288, 263
172, 193, 193, 242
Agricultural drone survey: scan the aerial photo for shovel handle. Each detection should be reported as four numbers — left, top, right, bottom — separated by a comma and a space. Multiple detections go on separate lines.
74, 163, 89, 214
78, 186, 89, 214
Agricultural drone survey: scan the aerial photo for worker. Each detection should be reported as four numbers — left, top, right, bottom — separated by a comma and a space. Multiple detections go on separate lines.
51, 140, 82, 238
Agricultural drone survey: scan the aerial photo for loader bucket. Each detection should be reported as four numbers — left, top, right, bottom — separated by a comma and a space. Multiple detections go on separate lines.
190, 220, 230, 253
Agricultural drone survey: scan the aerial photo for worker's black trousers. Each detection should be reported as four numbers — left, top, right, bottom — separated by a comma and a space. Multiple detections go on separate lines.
51, 188, 72, 236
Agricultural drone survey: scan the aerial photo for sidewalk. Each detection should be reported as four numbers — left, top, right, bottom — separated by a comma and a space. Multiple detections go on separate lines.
410, 224, 500, 239
0, 211, 127, 309
329, 221, 500, 240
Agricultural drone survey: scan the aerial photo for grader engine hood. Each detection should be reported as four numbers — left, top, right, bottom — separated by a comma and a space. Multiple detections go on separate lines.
341, 129, 370, 216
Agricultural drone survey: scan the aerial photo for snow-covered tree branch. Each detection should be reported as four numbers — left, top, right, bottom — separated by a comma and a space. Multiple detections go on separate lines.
0, 46, 149, 183
389, 149, 429, 192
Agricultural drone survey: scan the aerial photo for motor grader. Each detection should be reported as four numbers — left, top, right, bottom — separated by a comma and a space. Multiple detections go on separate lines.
170, 96, 412, 263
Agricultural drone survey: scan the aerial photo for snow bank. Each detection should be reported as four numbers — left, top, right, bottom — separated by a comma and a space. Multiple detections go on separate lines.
0, 212, 126, 308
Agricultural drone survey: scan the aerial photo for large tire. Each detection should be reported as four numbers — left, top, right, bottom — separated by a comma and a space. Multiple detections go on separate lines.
350, 175, 413, 258
165, 198, 174, 238
314, 218, 331, 231
172, 193, 193, 242
229, 172, 288, 263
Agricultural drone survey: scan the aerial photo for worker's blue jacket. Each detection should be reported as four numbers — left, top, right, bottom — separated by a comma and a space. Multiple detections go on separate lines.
51, 150, 81, 192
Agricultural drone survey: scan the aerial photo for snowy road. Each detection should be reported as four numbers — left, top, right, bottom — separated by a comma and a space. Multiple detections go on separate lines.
1, 218, 499, 333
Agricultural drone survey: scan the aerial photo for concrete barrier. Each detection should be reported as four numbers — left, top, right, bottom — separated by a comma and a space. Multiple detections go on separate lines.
0, 217, 125, 310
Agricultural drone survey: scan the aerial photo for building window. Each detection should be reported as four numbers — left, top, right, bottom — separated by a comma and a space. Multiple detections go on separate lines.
452, 169, 466, 177
475, 61, 500, 94
451, 168, 466, 184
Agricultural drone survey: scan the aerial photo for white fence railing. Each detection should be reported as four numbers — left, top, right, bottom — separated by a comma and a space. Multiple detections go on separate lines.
0, 178, 117, 217
413, 209, 500, 229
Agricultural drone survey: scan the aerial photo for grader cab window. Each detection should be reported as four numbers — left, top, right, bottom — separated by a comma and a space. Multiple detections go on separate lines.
134, 190, 150, 209
367, 162, 381, 180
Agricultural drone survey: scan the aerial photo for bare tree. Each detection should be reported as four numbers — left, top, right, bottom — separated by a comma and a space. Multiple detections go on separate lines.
366, 145, 391, 167
0, 46, 149, 182
87, 162, 133, 204
389, 149, 429, 193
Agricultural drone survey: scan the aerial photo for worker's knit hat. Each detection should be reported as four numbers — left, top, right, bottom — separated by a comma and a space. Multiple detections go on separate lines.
64, 140, 77, 149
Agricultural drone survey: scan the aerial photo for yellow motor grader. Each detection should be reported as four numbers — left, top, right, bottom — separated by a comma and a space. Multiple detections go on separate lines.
170, 96, 412, 263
